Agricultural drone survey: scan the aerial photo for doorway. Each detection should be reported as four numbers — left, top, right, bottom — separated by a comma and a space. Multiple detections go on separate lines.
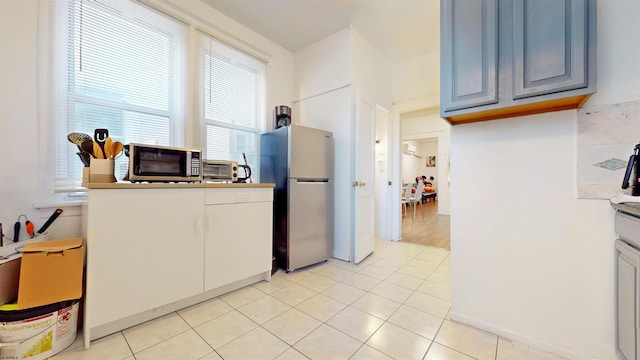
398, 108, 451, 250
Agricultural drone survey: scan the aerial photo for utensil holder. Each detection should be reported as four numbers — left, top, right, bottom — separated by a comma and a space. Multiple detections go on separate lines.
89, 159, 116, 183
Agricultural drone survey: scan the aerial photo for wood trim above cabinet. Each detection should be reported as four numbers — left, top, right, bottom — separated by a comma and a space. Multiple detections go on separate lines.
444, 94, 591, 125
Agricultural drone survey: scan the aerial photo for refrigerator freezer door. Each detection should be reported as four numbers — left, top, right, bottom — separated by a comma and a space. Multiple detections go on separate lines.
288, 179, 333, 271
289, 125, 334, 180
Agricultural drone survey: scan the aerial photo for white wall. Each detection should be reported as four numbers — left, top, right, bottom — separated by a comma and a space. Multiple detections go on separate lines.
293, 29, 351, 102
393, 52, 440, 106
0, 0, 79, 240
350, 28, 393, 111
0, 0, 293, 241
450, 2, 640, 358
401, 141, 437, 185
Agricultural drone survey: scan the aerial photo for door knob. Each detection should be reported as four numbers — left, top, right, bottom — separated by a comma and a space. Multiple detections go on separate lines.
359, 182, 366, 187
352, 181, 360, 187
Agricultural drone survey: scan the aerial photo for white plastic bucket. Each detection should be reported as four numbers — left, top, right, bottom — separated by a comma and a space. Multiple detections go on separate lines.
0, 300, 78, 360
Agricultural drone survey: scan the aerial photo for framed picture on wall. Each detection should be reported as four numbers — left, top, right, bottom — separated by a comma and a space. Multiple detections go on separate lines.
426, 156, 436, 167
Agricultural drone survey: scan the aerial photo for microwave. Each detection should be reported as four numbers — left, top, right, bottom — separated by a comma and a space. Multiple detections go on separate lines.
126, 143, 202, 183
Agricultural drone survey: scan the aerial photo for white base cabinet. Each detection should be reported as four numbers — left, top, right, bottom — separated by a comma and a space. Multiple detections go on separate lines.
615, 239, 640, 360
614, 209, 640, 360
204, 188, 273, 291
82, 185, 273, 349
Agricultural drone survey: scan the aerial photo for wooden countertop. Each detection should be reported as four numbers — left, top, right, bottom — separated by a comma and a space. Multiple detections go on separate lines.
82, 182, 275, 189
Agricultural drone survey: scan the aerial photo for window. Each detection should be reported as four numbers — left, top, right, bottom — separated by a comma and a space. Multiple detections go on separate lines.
201, 35, 265, 178
47, 0, 186, 195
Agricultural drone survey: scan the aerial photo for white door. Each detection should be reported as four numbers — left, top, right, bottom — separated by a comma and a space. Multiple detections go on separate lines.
353, 92, 376, 263
374, 106, 391, 240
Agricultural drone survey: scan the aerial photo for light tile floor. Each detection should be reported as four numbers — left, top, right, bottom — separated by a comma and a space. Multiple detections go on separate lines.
52, 239, 567, 360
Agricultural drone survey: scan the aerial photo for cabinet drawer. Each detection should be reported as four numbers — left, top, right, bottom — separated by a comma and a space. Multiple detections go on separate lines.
616, 212, 640, 248
205, 187, 273, 205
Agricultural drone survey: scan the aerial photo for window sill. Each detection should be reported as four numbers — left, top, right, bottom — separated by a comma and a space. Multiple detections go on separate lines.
33, 201, 86, 209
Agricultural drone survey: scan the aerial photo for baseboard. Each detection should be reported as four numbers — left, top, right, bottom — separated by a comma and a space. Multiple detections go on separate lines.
84, 273, 268, 349
450, 311, 604, 360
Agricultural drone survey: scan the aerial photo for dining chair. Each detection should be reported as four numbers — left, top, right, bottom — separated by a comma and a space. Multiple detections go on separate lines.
409, 185, 424, 221
401, 184, 412, 222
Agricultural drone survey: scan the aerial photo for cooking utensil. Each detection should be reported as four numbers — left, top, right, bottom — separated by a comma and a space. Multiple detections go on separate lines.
37, 209, 63, 234
104, 137, 113, 159
81, 140, 95, 158
76, 152, 91, 166
25, 221, 34, 238
93, 141, 104, 159
94, 128, 109, 158
67, 132, 92, 151
111, 141, 124, 159
13, 220, 20, 243
12, 215, 35, 242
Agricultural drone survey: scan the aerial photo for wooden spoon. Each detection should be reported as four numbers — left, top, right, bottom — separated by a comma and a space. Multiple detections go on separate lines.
111, 142, 124, 159
104, 137, 113, 159
93, 141, 104, 159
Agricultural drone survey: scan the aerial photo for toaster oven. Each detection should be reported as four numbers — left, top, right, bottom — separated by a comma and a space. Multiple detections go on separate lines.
202, 160, 239, 182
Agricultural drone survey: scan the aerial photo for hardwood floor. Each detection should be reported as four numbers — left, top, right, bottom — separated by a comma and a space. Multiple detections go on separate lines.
401, 199, 450, 250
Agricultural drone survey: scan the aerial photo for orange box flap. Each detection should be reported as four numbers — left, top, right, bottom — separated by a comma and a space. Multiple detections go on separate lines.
21, 237, 83, 253
17, 238, 84, 310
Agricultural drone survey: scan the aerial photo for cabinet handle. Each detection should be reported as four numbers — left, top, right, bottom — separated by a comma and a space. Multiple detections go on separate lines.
206, 211, 214, 229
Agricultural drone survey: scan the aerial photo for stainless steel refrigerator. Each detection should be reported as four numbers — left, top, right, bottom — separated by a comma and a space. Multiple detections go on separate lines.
260, 124, 334, 272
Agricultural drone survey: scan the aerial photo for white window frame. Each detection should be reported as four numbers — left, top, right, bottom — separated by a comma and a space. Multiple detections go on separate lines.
39, 0, 187, 204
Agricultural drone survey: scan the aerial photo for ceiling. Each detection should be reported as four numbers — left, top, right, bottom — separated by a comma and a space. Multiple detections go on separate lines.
200, 0, 440, 63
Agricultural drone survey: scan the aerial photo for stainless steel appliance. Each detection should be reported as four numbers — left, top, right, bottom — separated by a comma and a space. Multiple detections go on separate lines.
125, 143, 202, 183
202, 160, 252, 183
203, 160, 239, 182
260, 124, 334, 272
622, 144, 640, 196
274, 105, 291, 129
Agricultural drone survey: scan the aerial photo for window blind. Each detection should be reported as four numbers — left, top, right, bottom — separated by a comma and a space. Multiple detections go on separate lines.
48, 0, 186, 192
201, 34, 265, 178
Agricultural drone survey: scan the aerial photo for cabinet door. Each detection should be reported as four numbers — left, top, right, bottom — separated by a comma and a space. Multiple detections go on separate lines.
615, 239, 640, 360
441, 0, 498, 112
512, 0, 589, 99
86, 188, 204, 329
204, 201, 272, 291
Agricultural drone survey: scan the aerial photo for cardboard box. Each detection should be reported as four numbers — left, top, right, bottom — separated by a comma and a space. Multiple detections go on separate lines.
0, 300, 79, 360
0, 258, 20, 306
0, 234, 49, 307
16, 238, 84, 310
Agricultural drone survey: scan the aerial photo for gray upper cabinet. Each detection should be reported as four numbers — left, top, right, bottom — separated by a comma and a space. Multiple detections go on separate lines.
441, 0, 498, 111
441, 0, 596, 125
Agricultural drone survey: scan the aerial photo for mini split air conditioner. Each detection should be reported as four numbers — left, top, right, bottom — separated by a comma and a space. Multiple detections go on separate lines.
403, 144, 422, 158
